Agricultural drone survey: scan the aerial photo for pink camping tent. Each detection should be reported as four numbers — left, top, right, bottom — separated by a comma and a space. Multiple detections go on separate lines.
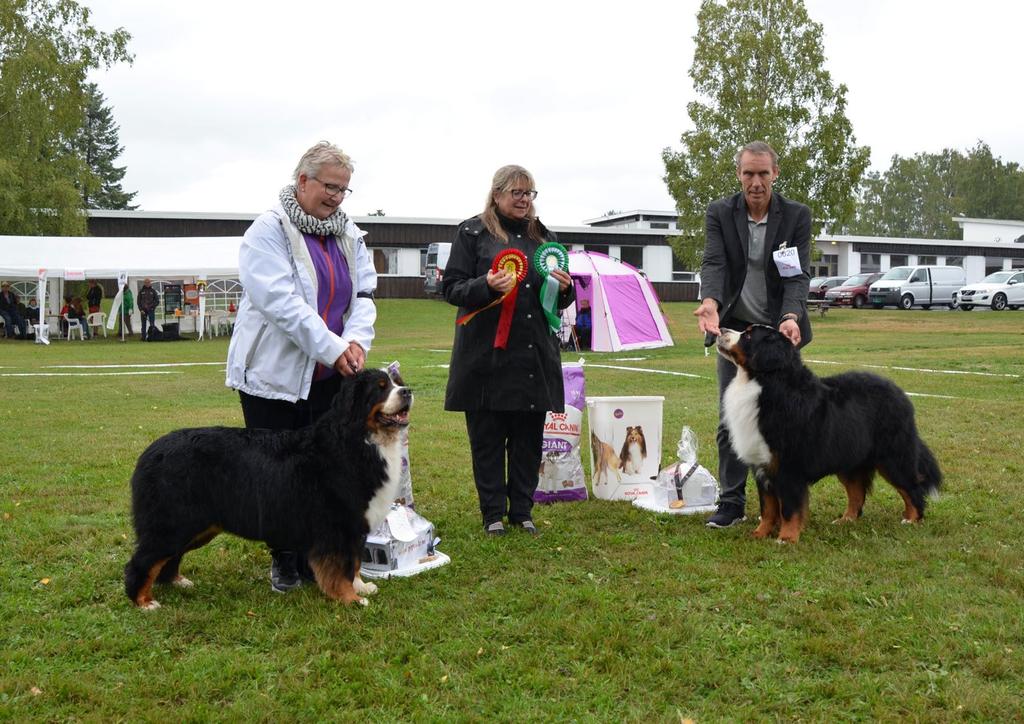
567, 251, 673, 352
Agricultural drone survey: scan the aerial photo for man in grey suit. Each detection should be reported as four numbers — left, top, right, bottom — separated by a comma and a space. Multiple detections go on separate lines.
694, 141, 813, 529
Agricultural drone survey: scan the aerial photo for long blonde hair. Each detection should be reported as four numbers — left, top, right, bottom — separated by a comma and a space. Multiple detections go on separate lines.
480, 164, 545, 243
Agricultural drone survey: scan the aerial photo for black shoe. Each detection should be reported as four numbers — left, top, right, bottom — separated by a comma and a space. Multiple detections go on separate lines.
512, 520, 538, 535
270, 550, 301, 593
706, 502, 747, 528
484, 521, 507, 536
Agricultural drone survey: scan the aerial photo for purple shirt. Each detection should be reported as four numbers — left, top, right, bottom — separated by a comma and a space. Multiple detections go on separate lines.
304, 233, 352, 380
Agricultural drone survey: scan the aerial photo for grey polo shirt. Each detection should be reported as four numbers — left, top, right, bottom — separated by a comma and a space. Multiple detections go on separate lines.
730, 213, 770, 325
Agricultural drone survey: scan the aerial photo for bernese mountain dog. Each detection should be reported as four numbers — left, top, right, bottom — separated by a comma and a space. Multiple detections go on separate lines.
717, 325, 942, 543
124, 367, 412, 609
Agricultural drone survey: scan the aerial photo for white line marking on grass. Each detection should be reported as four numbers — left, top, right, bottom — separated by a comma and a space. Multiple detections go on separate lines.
586, 364, 706, 379
428, 349, 451, 353
1, 371, 182, 377
611, 357, 649, 361
806, 359, 1019, 379
43, 362, 224, 369
906, 392, 960, 399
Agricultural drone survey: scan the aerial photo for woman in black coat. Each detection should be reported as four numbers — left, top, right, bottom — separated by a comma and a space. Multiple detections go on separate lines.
443, 165, 574, 536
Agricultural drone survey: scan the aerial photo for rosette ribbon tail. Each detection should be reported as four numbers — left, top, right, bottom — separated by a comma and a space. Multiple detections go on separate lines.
539, 276, 561, 333
493, 286, 520, 349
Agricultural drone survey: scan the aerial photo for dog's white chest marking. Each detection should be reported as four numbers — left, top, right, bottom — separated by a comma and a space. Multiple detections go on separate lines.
722, 368, 772, 467
623, 443, 644, 474
365, 438, 403, 530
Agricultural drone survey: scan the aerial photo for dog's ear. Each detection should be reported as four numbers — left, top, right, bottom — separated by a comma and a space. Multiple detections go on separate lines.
635, 425, 643, 434
747, 327, 794, 373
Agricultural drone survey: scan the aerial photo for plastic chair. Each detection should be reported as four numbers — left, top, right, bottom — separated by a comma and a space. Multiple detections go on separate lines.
208, 310, 230, 337
87, 312, 107, 338
63, 313, 85, 341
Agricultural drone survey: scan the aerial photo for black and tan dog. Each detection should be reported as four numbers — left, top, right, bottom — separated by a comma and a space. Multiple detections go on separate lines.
717, 325, 941, 543
125, 368, 412, 608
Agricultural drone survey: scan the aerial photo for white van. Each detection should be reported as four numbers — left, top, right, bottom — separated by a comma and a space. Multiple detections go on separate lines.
423, 242, 452, 295
868, 265, 966, 310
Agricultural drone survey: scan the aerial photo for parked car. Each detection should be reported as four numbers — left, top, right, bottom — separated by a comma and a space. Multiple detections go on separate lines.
868, 265, 966, 309
823, 272, 884, 309
807, 276, 848, 300
957, 270, 1024, 311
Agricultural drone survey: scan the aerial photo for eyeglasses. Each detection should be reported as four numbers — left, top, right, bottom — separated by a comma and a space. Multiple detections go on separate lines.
312, 177, 353, 198
509, 189, 538, 200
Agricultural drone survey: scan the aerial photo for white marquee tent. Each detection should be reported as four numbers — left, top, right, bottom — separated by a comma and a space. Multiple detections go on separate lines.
0, 235, 242, 280
0, 235, 243, 340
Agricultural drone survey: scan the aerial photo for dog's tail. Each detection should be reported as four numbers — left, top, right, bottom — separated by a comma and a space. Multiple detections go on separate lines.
916, 438, 942, 495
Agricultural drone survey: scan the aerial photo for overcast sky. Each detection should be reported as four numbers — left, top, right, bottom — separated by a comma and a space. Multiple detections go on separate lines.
82, 0, 1023, 226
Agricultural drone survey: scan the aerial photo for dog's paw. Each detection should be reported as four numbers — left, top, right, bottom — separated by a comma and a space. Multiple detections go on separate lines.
139, 599, 161, 610
832, 515, 856, 525
900, 518, 917, 525
356, 597, 369, 607
172, 576, 194, 589
354, 577, 378, 596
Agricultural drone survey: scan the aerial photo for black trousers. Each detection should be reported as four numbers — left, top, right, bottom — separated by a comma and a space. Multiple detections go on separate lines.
239, 375, 341, 430
465, 410, 545, 526
239, 376, 342, 562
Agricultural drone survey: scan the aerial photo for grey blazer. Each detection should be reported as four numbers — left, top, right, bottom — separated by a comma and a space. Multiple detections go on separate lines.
699, 191, 813, 349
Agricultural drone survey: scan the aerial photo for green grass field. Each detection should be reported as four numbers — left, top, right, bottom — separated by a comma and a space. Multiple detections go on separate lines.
2, 301, 1023, 721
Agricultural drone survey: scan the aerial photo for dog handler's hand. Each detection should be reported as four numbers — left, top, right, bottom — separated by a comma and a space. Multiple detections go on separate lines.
779, 318, 801, 346
486, 268, 514, 295
550, 268, 572, 291
694, 298, 720, 336
334, 342, 365, 377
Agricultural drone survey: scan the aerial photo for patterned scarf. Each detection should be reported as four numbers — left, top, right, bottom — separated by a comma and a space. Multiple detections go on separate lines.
279, 184, 348, 237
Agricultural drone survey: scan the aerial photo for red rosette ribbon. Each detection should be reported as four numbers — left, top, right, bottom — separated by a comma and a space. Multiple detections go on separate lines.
456, 248, 529, 349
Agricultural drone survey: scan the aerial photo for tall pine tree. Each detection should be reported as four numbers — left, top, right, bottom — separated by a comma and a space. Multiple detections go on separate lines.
72, 82, 137, 209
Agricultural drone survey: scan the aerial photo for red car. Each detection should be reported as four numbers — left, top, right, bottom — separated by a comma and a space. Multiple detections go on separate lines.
823, 272, 884, 308
807, 276, 848, 300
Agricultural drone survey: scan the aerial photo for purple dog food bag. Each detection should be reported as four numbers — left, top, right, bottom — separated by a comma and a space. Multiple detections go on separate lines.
534, 362, 588, 503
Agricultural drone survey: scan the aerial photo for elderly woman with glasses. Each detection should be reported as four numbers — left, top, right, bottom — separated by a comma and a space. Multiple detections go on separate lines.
225, 141, 377, 593
443, 164, 574, 536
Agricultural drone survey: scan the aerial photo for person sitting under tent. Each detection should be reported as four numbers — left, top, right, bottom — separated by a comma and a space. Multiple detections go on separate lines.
574, 299, 592, 350
0, 282, 29, 339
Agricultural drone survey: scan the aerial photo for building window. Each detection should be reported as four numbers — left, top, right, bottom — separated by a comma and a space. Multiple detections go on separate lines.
861, 253, 881, 272
918, 255, 936, 265
985, 257, 1004, 275
1011, 258, 1024, 269
672, 253, 697, 281
946, 256, 963, 267
419, 248, 427, 276
820, 254, 838, 276
584, 244, 609, 256
890, 254, 908, 267
619, 246, 643, 269
371, 248, 399, 275
649, 222, 669, 230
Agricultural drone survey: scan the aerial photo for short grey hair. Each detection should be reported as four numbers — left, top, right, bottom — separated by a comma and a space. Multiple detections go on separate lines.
293, 141, 354, 182
734, 141, 779, 169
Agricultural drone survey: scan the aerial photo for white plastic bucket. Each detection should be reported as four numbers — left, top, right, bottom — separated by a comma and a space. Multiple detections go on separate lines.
586, 396, 664, 500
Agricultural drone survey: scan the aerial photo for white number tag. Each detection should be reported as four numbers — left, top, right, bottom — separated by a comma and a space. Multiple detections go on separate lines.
772, 245, 801, 278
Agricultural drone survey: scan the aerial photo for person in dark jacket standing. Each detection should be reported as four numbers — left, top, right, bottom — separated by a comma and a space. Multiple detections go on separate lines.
694, 141, 813, 529
86, 280, 103, 314
443, 165, 574, 536
137, 279, 159, 341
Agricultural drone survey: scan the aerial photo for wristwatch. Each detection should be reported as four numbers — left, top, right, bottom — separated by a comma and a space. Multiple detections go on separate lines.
780, 313, 798, 323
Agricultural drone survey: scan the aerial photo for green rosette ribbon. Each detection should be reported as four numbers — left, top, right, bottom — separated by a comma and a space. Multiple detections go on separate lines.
533, 241, 570, 334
